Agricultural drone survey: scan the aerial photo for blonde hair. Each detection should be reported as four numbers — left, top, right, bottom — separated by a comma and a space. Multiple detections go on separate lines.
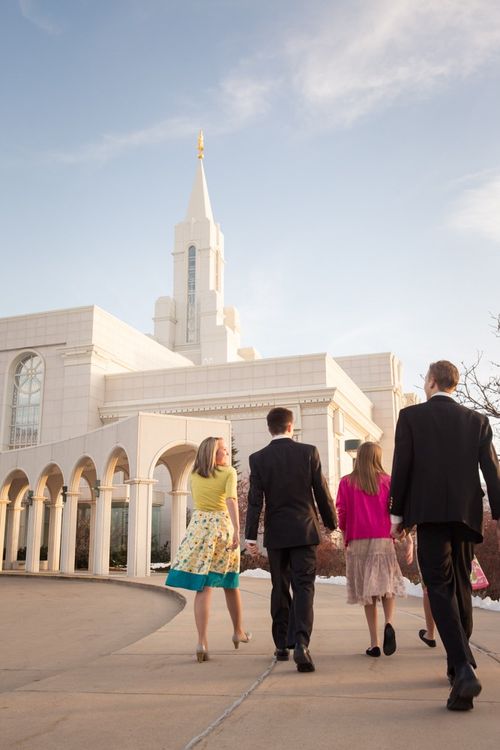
192, 436, 224, 478
349, 442, 386, 495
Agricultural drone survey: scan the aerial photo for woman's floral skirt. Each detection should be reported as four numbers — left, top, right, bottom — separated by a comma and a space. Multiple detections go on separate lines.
166, 510, 240, 591
346, 538, 406, 605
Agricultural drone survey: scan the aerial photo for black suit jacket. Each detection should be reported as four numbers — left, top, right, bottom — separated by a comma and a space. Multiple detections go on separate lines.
245, 438, 337, 549
390, 395, 500, 541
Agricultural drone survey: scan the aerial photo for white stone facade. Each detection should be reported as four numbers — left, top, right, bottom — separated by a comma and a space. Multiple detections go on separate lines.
0, 145, 414, 577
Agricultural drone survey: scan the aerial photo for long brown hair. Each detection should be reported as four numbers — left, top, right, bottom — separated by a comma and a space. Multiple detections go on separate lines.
349, 442, 386, 495
192, 436, 224, 478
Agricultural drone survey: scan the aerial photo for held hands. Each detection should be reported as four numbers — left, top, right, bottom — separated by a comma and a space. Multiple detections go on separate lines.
390, 522, 405, 540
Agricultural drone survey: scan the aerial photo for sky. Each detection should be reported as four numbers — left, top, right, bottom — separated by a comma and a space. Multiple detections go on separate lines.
1, 0, 500, 394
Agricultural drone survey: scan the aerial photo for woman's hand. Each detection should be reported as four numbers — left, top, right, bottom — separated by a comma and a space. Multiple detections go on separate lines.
228, 531, 240, 551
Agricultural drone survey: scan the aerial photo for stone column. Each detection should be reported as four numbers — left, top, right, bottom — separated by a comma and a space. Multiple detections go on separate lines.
48, 499, 64, 571
0, 499, 9, 572
170, 490, 188, 561
60, 492, 80, 574
92, 486, 114, 576
126, 479, 155, 578
4, 505, 22, 569
25, 496, 46, 573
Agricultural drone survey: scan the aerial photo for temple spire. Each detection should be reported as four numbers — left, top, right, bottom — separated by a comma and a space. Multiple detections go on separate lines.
185, 132, 214, 222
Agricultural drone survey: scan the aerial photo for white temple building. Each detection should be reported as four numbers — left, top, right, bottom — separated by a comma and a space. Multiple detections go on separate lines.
0, 135, 416, 578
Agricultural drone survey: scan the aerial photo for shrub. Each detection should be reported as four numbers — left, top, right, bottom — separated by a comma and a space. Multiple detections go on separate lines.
109, 547, 127, 568
315, 536, 346, 577
151, 541, 170, 564
75, 514, 90, 569
475, 512, 500, 600
240, 548, 270, 572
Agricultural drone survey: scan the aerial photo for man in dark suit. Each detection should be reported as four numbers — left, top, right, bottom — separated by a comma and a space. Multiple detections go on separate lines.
390, 360, 500, 711
245, 407, 337, 672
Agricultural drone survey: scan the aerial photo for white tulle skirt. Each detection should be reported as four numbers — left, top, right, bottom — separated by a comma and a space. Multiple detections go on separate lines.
346, 538, 407, 606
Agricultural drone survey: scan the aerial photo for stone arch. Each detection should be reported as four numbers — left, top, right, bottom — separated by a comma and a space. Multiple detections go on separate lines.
92, 446, 131, 576
102, 444, 130, 488
0, 469, 30, 571
149, 440, 198, 489
26, 463, 65, 573
149, 441, 198, 564
34, 461, 64, 497
60, 456, 99, 575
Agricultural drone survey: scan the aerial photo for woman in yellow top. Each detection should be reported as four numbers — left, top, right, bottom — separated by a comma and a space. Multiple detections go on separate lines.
166, 436, 251, 661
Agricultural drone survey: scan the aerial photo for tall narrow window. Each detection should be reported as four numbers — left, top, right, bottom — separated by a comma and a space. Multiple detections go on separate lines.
186, 245, 197, 343
215, 249, 221, 292
9, 353, 44, 449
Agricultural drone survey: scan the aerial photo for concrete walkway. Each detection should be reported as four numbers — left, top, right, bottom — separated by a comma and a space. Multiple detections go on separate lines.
1, 572, 499, 750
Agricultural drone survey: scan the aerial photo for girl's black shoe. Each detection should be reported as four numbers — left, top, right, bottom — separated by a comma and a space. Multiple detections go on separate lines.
366, 646, 381, 657
419, 629, 436, 648
383, 623, 396, 655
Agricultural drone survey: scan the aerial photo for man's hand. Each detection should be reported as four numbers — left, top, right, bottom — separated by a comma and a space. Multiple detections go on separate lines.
404, 534, 414, 565
245, 542, 259, 558
391, 522, 405, 540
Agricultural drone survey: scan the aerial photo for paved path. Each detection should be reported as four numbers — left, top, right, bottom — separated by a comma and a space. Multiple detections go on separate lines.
1, 572, 499, 750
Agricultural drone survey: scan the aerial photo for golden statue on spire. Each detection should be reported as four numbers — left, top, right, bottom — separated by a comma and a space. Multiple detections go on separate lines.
197, 130, 204, 159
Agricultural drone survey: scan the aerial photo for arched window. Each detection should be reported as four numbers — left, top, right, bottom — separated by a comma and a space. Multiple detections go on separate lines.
9, 353, 44, 449
186, 245, 197, 343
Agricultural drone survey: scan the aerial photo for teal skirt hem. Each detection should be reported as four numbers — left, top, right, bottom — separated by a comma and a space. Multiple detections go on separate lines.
166, 569, 239, 592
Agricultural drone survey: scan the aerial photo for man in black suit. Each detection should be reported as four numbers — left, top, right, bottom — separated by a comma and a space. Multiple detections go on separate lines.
245, 407, 337, 672
390, 360, 500, 711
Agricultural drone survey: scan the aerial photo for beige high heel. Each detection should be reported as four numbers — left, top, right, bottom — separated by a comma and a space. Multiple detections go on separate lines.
232, 632, 253, 649
196, 645, 209, 662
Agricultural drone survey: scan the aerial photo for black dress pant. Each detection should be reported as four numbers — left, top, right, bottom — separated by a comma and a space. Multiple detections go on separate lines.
417, 522, 475, 670
267, 545, 317, 649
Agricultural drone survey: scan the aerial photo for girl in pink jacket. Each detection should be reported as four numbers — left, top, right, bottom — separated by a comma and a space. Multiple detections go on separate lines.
336, 442, 412, 657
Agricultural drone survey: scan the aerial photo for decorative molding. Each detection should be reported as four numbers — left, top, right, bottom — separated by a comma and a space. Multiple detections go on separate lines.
100, 388, 338, 422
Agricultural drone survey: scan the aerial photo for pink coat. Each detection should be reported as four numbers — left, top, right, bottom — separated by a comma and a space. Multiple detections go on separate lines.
336, 473, 392, 546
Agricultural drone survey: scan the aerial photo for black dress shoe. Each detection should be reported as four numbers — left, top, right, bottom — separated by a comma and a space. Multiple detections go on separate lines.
418, 629, 436, 648
293, 645, 315, 672
274, 648, 289, 661
447, 664, 482, 711
383, 623, 396, 656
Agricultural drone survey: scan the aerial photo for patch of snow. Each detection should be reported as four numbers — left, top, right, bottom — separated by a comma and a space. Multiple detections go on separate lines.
240, 569, 271, 579
471, 594, 500, 611
242, 569, 500, 611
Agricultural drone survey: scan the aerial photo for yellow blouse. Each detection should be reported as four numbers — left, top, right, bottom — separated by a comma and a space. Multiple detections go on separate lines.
190, 465, 238, 512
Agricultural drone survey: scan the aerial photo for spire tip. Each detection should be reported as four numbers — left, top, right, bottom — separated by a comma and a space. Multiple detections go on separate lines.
197, 130, 204, 160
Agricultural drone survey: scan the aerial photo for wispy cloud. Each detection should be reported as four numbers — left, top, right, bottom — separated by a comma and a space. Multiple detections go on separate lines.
19, 0, 63, 35
48, 0, 500, 165
50, 116, 200, 166
448, 174, 500, 243
285, 0, 500, 127
49, 72, 277, 165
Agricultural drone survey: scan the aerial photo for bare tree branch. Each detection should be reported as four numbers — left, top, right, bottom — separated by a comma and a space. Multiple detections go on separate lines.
456, 314, 500, 432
